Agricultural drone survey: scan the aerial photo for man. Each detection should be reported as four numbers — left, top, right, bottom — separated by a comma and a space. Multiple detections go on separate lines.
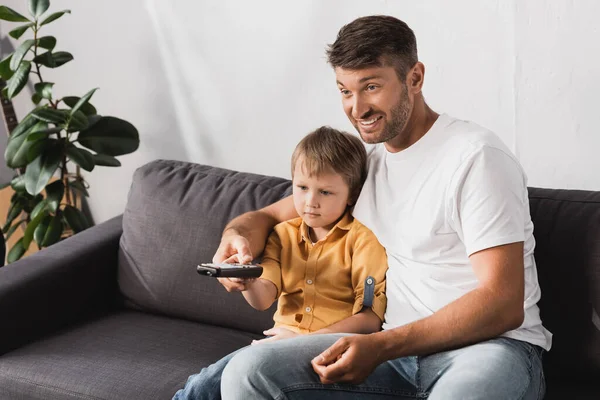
214, 15, 551, 399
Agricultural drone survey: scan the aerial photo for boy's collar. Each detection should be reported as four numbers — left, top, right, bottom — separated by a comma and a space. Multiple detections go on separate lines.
298, 211, 354, 244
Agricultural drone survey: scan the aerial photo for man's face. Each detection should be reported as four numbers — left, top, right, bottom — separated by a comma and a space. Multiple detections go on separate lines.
335, 65, 411, 146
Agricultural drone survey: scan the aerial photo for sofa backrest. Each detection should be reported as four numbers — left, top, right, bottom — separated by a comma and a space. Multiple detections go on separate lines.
118, 160, 291, 334
528, 187, 600, 384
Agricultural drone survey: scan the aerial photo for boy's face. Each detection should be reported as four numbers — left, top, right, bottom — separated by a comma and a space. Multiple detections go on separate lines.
292, 160, 351, 235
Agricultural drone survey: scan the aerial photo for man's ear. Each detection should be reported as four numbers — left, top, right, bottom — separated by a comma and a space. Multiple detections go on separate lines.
408, 62, 425, 94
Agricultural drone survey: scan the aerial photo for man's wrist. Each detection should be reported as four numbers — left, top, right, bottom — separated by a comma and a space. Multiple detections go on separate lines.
370, 327, 408, 363
222, 226, 241, 238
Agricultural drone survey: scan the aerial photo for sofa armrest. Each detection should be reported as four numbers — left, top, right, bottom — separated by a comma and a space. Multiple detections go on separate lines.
0, 215, 123, 355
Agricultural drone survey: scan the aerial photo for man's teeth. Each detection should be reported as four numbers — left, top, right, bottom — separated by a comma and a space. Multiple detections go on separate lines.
361, 117, 380, 125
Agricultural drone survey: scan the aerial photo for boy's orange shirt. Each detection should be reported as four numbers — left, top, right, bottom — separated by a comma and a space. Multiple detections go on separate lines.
259, 212, 388, 334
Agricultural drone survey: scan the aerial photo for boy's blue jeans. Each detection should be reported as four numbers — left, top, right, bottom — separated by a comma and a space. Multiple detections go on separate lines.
174, 334, 545, 400
172, 346, 245, 400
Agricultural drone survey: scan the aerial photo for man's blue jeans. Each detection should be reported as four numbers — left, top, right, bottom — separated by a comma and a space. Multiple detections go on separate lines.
220, 334, 545, 399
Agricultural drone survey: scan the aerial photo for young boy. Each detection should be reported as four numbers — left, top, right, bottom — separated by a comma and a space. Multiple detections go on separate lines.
173, 126, 388, 400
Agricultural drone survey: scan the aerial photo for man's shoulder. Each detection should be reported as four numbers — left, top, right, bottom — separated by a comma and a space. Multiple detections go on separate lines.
443, 115, 511, 155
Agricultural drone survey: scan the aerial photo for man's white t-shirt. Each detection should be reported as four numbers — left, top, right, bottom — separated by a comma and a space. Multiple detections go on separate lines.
353, 113, 552, 350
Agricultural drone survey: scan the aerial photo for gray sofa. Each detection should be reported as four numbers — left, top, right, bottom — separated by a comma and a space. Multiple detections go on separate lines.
0, 159, 598, 399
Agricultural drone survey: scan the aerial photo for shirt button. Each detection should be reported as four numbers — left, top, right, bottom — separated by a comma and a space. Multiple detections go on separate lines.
366, 278, 373, 285
305, 306, 312, 313
306, 279, 313, 285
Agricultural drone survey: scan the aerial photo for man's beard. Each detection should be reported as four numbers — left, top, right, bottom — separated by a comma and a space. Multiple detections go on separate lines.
357, 89, 411, 145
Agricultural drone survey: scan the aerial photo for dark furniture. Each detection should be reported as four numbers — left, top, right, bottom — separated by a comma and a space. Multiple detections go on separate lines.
0, 160, 598, 399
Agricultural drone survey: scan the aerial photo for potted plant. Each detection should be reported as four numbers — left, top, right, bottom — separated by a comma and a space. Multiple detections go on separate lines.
0, 0, 140, 263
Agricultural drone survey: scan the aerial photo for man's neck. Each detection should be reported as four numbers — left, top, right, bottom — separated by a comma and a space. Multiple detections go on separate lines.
385, 100, 439, 153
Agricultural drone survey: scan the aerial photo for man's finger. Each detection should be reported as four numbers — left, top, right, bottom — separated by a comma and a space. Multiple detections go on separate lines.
320, 355, 353, 383
213, 244, 233, 263
312, 338, 348, 366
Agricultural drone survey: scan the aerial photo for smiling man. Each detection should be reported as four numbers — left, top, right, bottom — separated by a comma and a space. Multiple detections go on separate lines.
214, 15, 551, 400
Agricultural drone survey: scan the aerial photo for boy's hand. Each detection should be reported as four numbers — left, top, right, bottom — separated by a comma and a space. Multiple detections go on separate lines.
311, 334, 384, 384
214, 250, 255, 292
218, 277, 256, 292
251, 327, 298, 345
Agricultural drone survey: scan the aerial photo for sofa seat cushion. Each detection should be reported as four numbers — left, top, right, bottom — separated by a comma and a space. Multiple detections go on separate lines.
0, 310, 259, 400
545, 382, 599, 399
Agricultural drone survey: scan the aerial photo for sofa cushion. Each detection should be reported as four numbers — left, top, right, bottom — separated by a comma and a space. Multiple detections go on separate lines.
528, 187, 600, 383
119, 160, 292, 334
0, 310, 260, 400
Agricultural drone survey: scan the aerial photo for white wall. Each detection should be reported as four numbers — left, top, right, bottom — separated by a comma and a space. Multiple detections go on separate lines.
1, 0, 598, 223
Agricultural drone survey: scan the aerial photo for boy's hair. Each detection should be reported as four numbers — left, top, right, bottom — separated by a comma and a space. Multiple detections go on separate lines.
326, 15, 418, 82
291, 126, 367, 204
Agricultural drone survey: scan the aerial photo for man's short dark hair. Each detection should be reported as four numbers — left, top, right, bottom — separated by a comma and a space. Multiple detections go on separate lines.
326, 15, 418, 81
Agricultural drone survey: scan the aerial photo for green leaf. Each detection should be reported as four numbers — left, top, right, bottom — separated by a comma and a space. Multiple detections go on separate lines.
10, 39, 35, 71
28, 0, 50, 19
34, 82, 54, 99
26, 136, 49, 163
62, 96, 97, 116
27, 126, 62, 141
78, 117, 139, 156
9, 23, 34, 39
69, 179, 89, 197
23, 208, 46, 249
35, 213, 63, 247
3, 201, 23, 233
10, 174, 26, 191
33, 51, 73, 69
70, 88, 98, 116
92, 153, 121, 167
8, 114, 38, 139
22, 193, 43, 214
31, 107, 68, 124
7, 238, 26, 263
5, 121, 46, 168
7, 60, 31, 99
63, 205, 90, 233
37, 36, 56, 51
67, 110, 88, 132
40, 9, 70, 26
5, 220, 25, 241
0, 55, 14, 81
24, 141, 63, 195
66, 144, 94, 172
32, 93, 42, 104
45, 180, 64, 212
30, 198, 47, 220
0, 6, 30, 22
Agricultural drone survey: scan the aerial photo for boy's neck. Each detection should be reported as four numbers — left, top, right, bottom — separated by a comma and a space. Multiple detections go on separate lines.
309, 227, 326, 243
306, 212, 347, 243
